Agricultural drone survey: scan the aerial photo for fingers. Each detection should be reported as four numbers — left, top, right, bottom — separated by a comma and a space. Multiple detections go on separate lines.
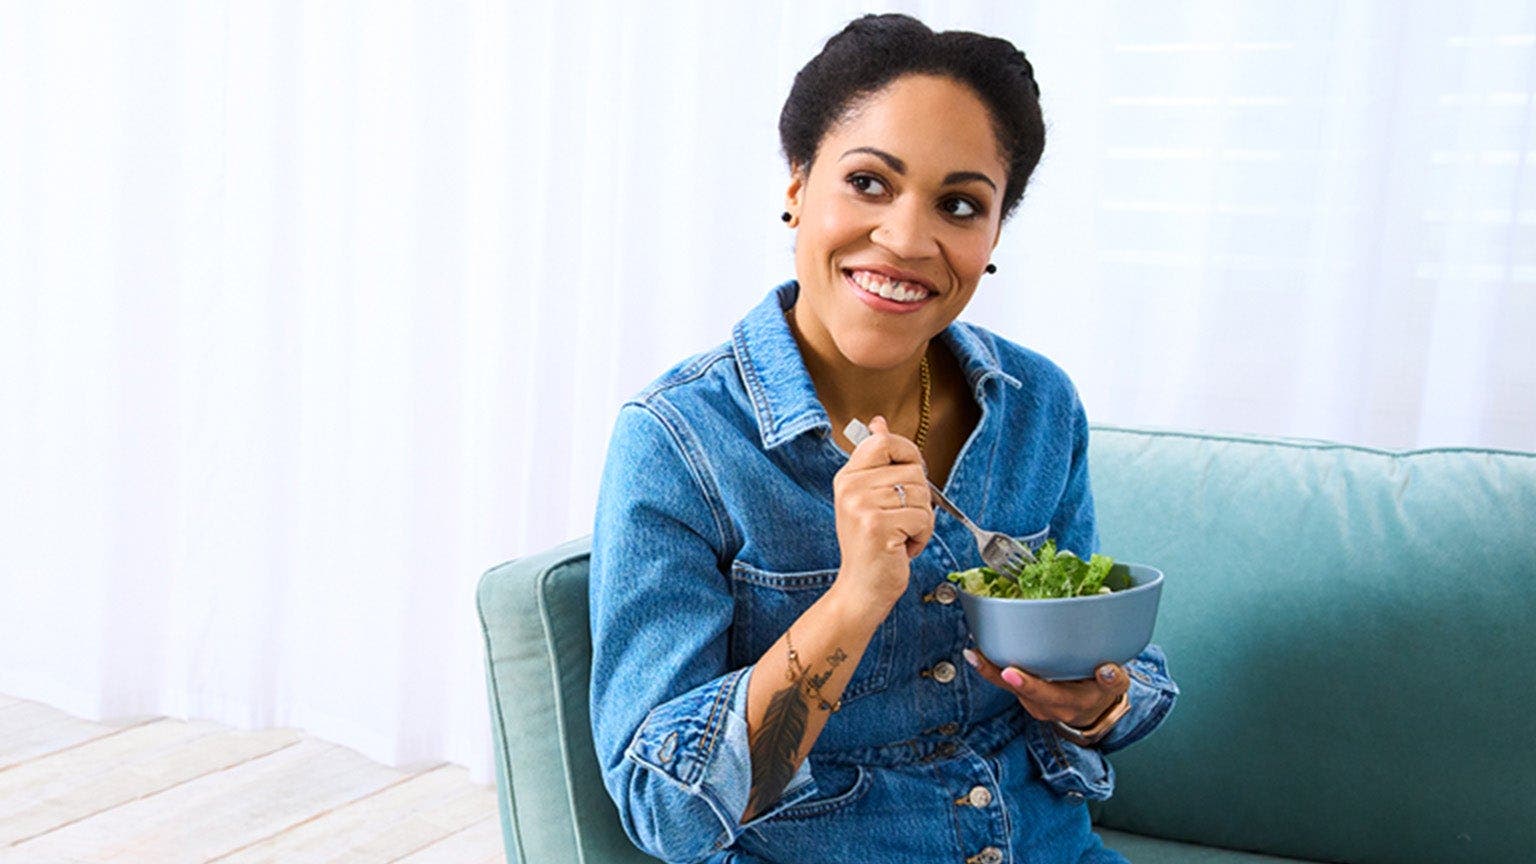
829, 416, 936, 597
837, 416, 930, 510
1093, 663, 1128, 696
887, 478, 932, 511
834, 467, 931, 509
960, 647, 1054, 721
962, 648, 1129, 726
848, 414, 925, 471
960, 646, 1031, 711
838, 491, 933, 552
899, 508, 934, 559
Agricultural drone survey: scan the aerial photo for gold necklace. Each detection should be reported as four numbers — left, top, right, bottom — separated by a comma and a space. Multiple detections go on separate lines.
784, 305, 932, 450
915, 354, 931, 452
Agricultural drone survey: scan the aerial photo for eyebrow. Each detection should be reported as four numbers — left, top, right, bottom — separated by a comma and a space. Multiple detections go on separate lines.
840, 146, 998, 192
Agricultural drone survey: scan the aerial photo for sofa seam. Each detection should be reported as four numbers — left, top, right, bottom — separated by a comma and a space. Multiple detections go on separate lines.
475, 563, 536, 864
1089, 424, 1536, 459
535, 561, 593, 864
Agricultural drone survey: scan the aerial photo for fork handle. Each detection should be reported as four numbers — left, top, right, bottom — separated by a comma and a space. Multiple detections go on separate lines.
924, 482, 976, 528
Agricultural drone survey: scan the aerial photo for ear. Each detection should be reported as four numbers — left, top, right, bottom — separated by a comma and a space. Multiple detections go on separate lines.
784, 164, 807, 216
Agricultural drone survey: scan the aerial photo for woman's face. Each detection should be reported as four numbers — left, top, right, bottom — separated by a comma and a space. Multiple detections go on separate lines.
787, 73, 1009, 370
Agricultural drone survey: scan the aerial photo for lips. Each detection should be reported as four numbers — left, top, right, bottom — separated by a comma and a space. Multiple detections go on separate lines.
844, 268, 934, 304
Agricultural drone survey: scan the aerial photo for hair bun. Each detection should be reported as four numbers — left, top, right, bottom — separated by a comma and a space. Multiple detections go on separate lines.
779, 14, 1047, 221
1010, 49, 1041, 98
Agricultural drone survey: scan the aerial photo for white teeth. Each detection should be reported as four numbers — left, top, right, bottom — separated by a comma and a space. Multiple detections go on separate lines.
849, 270, 929, 303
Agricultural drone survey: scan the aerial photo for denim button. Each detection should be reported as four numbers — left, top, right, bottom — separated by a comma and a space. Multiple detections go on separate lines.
972, 846, 1003, 864
967, 785, 992, 807
931, 661, 957, 684
933, 582, 958, 604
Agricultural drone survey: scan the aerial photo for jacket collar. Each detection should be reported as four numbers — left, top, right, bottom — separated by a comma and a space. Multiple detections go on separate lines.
731, 281, 1022, 450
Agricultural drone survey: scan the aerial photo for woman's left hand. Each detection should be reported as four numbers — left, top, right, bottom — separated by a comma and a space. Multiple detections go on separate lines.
962, 647, 1128, 728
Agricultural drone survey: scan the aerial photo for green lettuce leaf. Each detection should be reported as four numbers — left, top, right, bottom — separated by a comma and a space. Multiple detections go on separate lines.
947, 540, 1118, 599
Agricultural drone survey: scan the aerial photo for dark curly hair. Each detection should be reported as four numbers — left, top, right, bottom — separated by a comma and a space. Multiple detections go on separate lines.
779, 13, 1045, 221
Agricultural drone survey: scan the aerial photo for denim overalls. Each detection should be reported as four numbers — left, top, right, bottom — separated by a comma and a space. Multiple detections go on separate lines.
590, 282, 1178, 864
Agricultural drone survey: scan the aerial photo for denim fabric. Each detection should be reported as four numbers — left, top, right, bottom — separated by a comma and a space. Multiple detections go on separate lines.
590, 282, 1178, 864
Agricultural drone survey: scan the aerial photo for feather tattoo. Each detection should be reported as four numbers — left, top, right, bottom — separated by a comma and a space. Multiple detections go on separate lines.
743, 630, 848, 821
744, 681, 808, 821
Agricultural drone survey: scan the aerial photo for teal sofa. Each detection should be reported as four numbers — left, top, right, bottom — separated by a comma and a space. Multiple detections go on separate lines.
476, 427, 1536, 863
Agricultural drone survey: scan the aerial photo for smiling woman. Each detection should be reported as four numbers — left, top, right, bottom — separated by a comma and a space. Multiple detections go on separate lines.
587, 13, 1177, 864
784, 74, 1008, 485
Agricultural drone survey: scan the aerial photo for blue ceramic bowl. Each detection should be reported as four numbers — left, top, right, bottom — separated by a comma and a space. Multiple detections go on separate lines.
956, 562, 1164, 681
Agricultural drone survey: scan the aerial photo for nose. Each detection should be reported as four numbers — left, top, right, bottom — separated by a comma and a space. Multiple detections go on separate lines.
870, 199, 940, 260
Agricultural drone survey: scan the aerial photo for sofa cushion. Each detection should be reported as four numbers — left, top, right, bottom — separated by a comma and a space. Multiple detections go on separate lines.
1086, 427, 1536, 864
477, 537, 660, 864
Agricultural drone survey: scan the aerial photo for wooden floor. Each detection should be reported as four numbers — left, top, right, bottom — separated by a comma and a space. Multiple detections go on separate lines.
0, 694, 505, 864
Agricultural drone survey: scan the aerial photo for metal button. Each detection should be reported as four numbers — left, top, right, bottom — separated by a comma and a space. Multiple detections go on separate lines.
975, 846, 1004, 864
933, 582, 958, 604
1066, 790, 1084, 801
967, 785, 993, 807
931, 660, 957, 684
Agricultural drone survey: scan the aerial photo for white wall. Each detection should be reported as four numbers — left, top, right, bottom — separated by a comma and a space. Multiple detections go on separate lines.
1, 0, 1532, 780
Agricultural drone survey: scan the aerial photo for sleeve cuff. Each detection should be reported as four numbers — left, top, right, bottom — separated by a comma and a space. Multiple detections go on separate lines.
1096, 643, 1179, 753
625, 666, 816, 842
1023, 644, 1178, 801
1024, 715, 1116, 801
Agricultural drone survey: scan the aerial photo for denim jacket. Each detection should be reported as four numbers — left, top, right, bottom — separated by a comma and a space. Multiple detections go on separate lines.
590, 282, 1178, 864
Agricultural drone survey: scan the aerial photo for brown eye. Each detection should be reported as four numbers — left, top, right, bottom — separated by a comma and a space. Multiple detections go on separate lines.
848, 173, 888, 196
942, 196, 981, 219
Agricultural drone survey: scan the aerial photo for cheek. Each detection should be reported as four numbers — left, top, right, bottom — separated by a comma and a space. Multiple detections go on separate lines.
803, 192, 869, 248
951, 230, 997, 274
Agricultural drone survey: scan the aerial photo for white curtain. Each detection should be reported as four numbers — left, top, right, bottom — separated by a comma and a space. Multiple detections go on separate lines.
2, 0, 1532, 782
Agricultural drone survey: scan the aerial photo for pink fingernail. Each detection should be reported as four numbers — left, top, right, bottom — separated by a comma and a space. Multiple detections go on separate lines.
1001, 668, 1025, 688
962, 649, 979, 668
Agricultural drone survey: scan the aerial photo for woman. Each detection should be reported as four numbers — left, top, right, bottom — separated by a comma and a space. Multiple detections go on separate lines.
589, 14, 1178, 864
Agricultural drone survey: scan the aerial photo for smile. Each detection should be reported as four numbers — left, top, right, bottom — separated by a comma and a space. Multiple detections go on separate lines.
845, 269, 933, 304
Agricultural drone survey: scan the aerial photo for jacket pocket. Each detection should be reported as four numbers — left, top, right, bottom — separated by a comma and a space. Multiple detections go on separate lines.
727, 561, 895, 705
770, 762, 871, 822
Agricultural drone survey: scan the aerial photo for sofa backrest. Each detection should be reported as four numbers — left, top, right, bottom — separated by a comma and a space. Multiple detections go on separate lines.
477, 537, 659, 864
478, 428, 1536, 864
1087, 427, 1536, 863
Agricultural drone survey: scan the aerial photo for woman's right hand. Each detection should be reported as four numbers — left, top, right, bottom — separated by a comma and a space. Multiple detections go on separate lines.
831, 415, 935, 610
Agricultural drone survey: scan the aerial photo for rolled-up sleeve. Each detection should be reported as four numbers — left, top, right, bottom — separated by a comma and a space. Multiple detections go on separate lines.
590, 403, 814, 862
1023, 644, 1179, 801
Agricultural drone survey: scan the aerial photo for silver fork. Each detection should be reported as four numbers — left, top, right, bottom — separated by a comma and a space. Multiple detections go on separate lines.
843, 419, 1036, 577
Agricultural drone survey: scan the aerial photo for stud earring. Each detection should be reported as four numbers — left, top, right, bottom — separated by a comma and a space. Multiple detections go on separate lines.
781, 212, 792, 223
985, 263, 997, 274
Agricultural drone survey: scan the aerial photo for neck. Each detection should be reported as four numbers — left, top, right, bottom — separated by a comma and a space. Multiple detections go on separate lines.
785, 306, 929, 436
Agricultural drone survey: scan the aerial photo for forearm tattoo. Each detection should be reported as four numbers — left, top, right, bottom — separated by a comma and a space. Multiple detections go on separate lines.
743, 629, 847, 821
792, 632, 848, 713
